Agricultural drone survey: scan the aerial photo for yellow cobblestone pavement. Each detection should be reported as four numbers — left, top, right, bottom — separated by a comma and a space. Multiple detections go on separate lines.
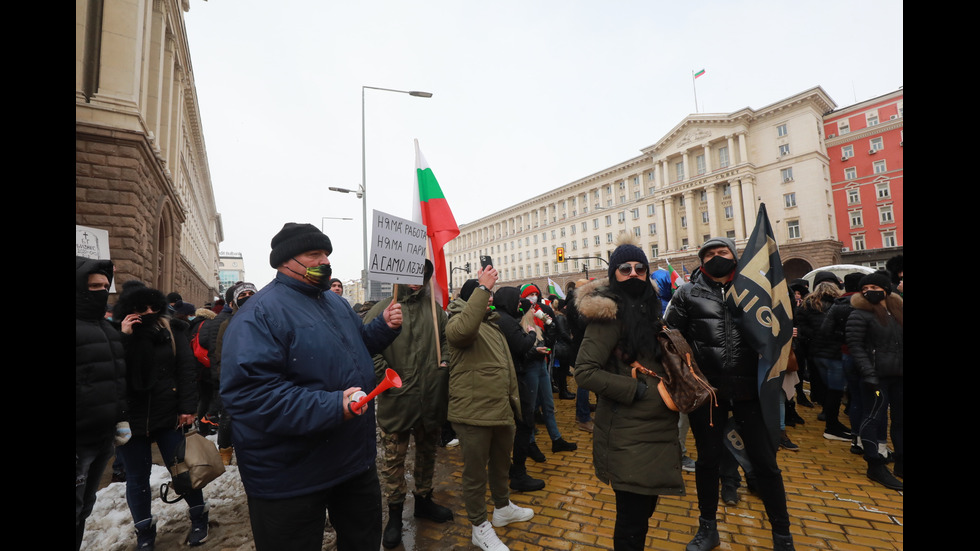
398, 379, 903, 551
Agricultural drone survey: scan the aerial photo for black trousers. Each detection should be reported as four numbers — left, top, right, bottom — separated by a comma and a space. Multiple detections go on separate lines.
613, 490, 659, 551
689, 397, 790, 536
246, 465, 382, 551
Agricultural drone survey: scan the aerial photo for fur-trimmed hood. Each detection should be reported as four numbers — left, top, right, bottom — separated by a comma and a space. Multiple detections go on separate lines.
573, 276, 661, 322
850, 292, 903, 326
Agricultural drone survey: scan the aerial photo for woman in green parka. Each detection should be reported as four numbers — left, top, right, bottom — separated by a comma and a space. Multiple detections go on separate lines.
574, 237, 684, 551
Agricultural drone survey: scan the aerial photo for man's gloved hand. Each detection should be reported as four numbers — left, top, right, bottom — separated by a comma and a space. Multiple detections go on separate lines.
114, 422, 132, 446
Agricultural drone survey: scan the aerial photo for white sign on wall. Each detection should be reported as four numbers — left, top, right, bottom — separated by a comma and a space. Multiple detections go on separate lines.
76, 225, 116, 293
368, 209, 427, 285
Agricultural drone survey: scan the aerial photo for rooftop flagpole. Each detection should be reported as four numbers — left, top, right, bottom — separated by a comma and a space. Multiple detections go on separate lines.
692, 68, 706, 113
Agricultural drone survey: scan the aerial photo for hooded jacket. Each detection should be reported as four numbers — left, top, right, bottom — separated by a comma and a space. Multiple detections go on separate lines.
75, 257, 128, 446
846, 293, 903, 384
220, 272, 399, 499
493, 286, 540, 374
663, 267, 758, 401
363, 284, 449, 434
573, 278, 684, 497
445, 287, 521, 426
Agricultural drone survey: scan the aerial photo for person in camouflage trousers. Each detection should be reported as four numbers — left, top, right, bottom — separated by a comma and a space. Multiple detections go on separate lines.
363, 262, 454, 549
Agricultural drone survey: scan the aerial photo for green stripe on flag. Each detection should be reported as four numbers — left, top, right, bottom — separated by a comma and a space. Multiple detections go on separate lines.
694, 69, 705, 78
417, 168, 445, 201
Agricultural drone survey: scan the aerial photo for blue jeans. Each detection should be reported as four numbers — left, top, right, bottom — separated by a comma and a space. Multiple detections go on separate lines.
527, 359, 561, 441
116, 427, 204, 522
576, 386, 592, 423
858, 377, 903, 464
814, 357, 845, 391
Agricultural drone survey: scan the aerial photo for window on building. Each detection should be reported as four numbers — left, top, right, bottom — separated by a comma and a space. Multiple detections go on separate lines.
581, 222, 587, 231
648, 223, 657, 235
879, 205, 894, 223
701, 211, 709, 223
593, 218, 599, 229
849, 210, 863, 228
838, 120, 850, 135
876, 182, 891, 199
634, 190, 641, 199
605, 215, 612, 226
594, 235, 600, 246
606, 199, 613, 207
787, 220, 801, 239
777, 123, 788, 137
870, 137, 884, 152
650, 244, 659, 258
680, 215, 687, 228
699, 190, 707, 202
696, 154, 706, 175
631, 208, 640, 219
779, 144, 791, 156
582, 238, 588, 248
784, 192, 797, 208
873, 160, 887, 174
781, 167, 794, 182
882, 231, 897, 248
852, 234, 866, 251
842, 145, 854, 159
679, 196, 685, 207
845, 167, 857, 180
675, 162, 685, 181
847, 188, 860, 204
633, 227, 641, 237
722, 183, 731, 196
867, 112, 879, 126
606, 233, 613, 243
718, 146, 729, 168
724, 206, 733, 219
647, 204, 656, 216
617, 212, 626, 223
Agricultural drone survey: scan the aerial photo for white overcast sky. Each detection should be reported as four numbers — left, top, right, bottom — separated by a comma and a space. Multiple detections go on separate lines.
184, 0, 903, 286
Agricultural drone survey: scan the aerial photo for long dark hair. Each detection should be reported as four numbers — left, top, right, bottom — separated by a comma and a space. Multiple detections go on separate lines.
611, 278, 663, 363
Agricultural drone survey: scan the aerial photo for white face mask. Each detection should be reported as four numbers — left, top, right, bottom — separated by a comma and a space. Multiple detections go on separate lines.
527, 294, 538, 304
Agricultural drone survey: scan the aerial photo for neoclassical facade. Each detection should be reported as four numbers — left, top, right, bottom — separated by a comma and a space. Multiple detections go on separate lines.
448, 87, 843, 294
76, 0, 222, 306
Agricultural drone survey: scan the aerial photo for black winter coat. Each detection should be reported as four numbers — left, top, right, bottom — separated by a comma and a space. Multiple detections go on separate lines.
794, 296, 842, 360
664, 269, 759, 401
493, 287, 538, 374
120, 317, 199, 435
76, 317, 128, 445
846, 293, 903, 384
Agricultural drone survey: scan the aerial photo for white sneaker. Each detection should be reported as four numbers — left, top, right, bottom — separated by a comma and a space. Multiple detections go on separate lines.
491, 500, 534, 527
472, 520, 508, 551
446, 438, 460, 448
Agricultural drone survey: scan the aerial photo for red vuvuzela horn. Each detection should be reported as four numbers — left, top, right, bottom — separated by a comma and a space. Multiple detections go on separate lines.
349, 368, 402, 415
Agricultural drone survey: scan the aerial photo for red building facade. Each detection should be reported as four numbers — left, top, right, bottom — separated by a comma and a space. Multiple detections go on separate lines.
823, 89, 903, 268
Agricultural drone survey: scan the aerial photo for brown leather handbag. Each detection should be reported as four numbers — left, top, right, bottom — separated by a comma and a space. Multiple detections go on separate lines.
631, 328, 717, 415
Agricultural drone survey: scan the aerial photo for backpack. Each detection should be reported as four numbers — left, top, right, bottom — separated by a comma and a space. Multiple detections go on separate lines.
630, 328, 717, 414
191, 329, 210, 368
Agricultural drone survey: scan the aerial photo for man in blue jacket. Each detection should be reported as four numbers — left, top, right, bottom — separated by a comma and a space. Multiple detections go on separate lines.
221, 223, 403, 551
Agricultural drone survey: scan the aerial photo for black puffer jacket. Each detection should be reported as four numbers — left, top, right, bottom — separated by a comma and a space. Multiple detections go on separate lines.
846, 293, 903, 384
115, 285, 199, 435
75, 257, 127, 446
664, 268, 758, 401
794, 295, 842, 360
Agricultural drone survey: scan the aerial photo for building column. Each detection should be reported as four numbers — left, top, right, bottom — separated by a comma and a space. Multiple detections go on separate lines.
683, 190, 697, 248
737, 132, 749, 165
662, 196, 676, 251
705, 183, 720, 238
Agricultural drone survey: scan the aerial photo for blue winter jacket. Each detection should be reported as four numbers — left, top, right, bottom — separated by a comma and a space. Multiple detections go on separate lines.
220, 272, 399, 499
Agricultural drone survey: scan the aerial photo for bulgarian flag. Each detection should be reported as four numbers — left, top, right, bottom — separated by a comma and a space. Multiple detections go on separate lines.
694, 68, 706, 79
547, 277, 566, 300
413, 139, 459, 308
665, 259, 683, 290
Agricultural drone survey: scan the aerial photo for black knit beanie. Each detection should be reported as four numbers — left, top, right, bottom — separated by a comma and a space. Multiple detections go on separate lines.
859, 271, 892, 295
607, 243, 649, 281
269, 223, 333, 268
459, 279, 479, 301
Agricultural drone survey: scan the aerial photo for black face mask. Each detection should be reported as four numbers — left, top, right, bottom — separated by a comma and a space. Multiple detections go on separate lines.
288, 258, 332, 289
863, 290, 886, 304
76, 289, 109, 321
618, 277, 649, 299
703, 255, 736, 278
236, 295, 250, 309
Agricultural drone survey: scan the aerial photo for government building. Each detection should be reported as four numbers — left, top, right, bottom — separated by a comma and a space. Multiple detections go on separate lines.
448, 86, 860, 295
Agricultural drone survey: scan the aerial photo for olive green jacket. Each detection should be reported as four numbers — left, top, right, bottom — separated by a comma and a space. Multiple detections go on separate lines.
573, 278, 684, 496
445, 287, 521, 426
364, 285, 449, 434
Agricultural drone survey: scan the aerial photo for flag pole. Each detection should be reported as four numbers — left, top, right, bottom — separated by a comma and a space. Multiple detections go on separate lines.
425, 236, 442, 365
692, 70, 699, 113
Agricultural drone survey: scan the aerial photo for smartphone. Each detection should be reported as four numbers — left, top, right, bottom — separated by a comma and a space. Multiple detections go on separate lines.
480, 255, 493, 269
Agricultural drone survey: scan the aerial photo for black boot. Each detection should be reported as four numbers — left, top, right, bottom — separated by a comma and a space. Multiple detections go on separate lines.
551, 437, 577, 453
528, 442, 546, 462
867, 462, 903, 491
773, 532, 796, 550
134, 517, 156, 551
414, 491, 453, 523
686, 517, 720, 551
382, 502, 403, 549
509, 472, 546, 491
186, 504, 209, 546
822, 390, 852, 441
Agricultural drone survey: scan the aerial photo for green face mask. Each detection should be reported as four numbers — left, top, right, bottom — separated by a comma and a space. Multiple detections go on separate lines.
289, 257, 333, 289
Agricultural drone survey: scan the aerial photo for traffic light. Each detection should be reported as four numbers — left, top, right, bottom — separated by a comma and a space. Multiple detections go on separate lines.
464, 262, 471, 273
556, 247, 565, 263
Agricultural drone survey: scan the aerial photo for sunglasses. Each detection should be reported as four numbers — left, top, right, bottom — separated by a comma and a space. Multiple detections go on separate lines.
616, 262, 648, 277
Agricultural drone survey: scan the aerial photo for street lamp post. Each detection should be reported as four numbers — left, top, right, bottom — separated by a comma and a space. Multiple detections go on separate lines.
354, 86, 432, 301
321, 216, 353, 233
